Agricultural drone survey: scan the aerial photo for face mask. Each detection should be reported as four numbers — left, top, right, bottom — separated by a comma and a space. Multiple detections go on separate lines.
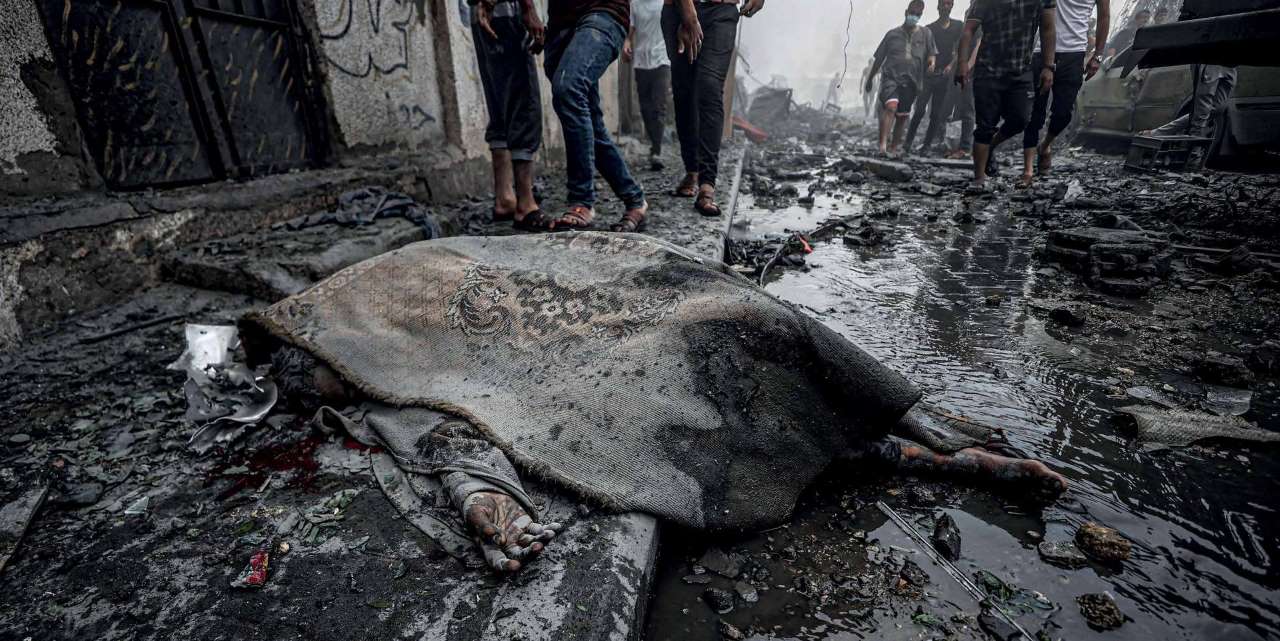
905, 14, 921, 26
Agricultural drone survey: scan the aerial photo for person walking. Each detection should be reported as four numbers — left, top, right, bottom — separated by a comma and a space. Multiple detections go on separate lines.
904, 0, 964, 155
864, 0, 938, 156
471, 0, 547, 230
955, 0, 1056, 191
542, 0, 649, 232
662, 0, 766, 217
1020, 0, 1109, 186
624, 0, 671, 171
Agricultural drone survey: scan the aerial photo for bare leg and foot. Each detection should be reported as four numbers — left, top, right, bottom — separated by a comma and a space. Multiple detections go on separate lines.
878, 102, 898, 154
491, 150, 518, 220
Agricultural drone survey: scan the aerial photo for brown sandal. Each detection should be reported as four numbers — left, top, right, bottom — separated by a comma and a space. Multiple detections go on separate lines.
547, 204, 594, 231
674, 173, 698, 197
693, 192, 721, 217
610, 202, 648, 232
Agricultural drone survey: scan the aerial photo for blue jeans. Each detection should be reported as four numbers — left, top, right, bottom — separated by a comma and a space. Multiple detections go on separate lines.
544, 12, 645, 209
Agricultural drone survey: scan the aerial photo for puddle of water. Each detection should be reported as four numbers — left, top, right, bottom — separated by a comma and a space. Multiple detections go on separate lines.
646, 198, 1280, 640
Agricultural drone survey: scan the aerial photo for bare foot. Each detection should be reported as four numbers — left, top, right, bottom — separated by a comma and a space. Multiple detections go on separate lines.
1018, 172, 1034, 189
675, 172, 698, 197
462, 490, 561, 573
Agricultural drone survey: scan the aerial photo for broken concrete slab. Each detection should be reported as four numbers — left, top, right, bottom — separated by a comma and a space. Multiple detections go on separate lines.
1045, 227, 1172, 296
850, 157, 915, 183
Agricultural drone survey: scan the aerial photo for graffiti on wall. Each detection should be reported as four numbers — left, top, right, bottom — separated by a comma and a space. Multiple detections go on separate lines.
320, 0, 415, 78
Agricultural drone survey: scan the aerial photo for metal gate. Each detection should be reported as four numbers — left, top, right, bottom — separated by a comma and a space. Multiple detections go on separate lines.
37, 0, 327, 190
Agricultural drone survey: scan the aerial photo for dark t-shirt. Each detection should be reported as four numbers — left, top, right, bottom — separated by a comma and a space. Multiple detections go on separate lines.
929, 19, 963, 70
548, 0, 630, 32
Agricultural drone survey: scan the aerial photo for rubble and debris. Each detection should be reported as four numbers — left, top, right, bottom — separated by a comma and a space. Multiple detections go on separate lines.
1077, 592, 1126, 630
699, 548, 743, 578
1191, 351, 1255, 387
703, 588, 735, 614
931, 513, 961, 561
230, 548, 271, 589
0, 486, 48, 574
1037, 540, 1089, 569
1044, 227, 1171, 296
717, 619, 746, 640
1074, 523, 1132, 563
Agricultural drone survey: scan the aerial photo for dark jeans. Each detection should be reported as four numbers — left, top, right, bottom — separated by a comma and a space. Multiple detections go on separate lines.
635, 65, 670, 155
973, 72, 1032, 145
1023, 51, 1086, 149
662, 2, 739, 187
905, 73, 951, 150
544, 12, 644, 209
472, 5, 542, 160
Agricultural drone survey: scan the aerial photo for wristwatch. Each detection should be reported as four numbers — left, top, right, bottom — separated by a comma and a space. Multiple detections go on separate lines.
1043, 62, 1057, 72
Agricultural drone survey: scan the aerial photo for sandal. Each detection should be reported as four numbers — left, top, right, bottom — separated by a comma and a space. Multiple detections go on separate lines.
512, 209, 549, 232
548, 205, 594, 231
610, 202, 648, 232
693, 192, 721, 217
674, 173, 698, 197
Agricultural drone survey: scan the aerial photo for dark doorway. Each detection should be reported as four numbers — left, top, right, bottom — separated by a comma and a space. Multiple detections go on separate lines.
36, 0, 328, 191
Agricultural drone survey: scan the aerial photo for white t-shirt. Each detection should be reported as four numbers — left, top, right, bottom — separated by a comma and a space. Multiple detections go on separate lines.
631, 0, 669, 70
1049, 0, 1095, 53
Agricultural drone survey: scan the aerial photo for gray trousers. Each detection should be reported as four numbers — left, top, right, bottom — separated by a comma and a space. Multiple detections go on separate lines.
1151, 65, 1237, 137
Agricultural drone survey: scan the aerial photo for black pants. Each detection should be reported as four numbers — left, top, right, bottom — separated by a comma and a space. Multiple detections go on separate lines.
1023, 51, 1086, 149
905, 73, 952, 150
471, 7, 542, 160
973, 72, 1032, 145
662, 2, 739, 187
635, 65, 670, 155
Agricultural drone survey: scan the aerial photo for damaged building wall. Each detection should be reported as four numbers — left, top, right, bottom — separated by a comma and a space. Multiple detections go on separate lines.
310, 0, 449, 152
0, 1, 91, 197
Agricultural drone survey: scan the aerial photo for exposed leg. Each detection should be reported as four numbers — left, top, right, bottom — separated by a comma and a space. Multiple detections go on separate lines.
847, 436, 1068, 501
878, 102, 898, 154
513, 159, 538, 219
491, 149, 517, 217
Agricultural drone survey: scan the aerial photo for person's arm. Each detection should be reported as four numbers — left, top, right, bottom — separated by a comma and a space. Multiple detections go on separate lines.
624, 23, 635, 61
1038, 5, 1056, 94
865, 37, 887, 93
955, 19, 979, 87
1088, 0, 1110, 79
675, 0, 702, 62
521, 0, 544, 52
740, 0, 764, 17
926, 30, 938, 74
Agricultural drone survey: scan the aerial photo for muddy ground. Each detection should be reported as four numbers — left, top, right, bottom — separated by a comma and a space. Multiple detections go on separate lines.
2, 112, 1278, 641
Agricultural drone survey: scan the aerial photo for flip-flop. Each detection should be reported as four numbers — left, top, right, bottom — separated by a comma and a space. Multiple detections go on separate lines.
512, 209, 549, 232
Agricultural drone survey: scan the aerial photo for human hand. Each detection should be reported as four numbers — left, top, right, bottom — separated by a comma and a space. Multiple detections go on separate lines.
954, 62, 969, 88
677, 19, 703, 63
523, 8, 545, 53
476, 0, 497, 40
740, 0, 764, 17
463, 491, 561, 573
1039, 67, 1054, 95
1084, 55, 1101, 80
623, 37, 633, 61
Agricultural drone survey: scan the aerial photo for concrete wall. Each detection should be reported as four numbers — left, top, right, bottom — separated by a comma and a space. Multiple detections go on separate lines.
0, 0, 91, 198
310, 0, 449, 152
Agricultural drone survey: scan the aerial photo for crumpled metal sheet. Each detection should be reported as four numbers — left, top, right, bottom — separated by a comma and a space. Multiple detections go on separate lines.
1115, 405, 1280, 449
170, 324, 278, 453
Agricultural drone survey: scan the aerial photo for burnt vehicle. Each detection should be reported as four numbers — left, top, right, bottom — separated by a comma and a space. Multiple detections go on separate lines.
1075, 0, 1280, 160
1074, 55, 1280, 157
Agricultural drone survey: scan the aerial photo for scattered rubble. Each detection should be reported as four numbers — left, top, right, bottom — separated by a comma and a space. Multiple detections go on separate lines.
1077, 592, 1126, 630
931, 513, 961, 561
1037, 540, 1089, 569
1075, 523, 1132, 563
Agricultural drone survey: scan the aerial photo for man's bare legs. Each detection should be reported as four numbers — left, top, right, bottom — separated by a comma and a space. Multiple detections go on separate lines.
971, 130, 1013, 188
512, 159, 538, 221
878, 101, 899, 153
492, 150, 518, 217
889, 113, 909, 154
